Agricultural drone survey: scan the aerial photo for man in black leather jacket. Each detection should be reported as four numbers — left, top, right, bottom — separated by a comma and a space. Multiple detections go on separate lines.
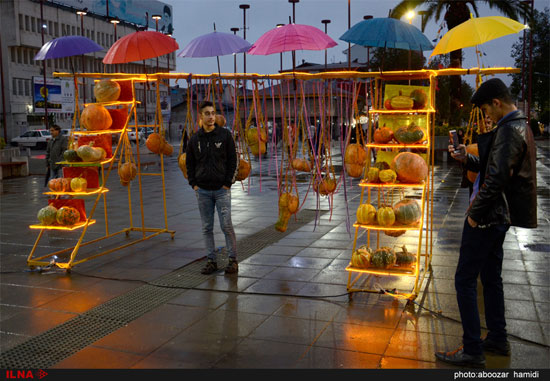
436, 78, 537, 368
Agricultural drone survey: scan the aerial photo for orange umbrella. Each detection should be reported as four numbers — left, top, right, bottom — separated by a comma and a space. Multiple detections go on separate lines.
103, 30, 179, 64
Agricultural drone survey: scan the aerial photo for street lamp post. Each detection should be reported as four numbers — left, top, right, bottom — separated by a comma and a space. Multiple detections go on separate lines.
77, 8, 87, 103
406, 11, 415, 70
321, 20, 330, 71
231, 27, 240, 73
110, 17, 120, 73
347, 0, 351, 70
363, 15, 372, 71
288, 0, 299, 73
276, 24, 284, 72
152, 14, 162, 73
40, 0, 48, 129
239, 4, 250, 74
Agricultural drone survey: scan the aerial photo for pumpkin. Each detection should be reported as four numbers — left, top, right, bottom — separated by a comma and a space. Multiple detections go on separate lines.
384, 229, 406, 237
249, 142, 267, 156
80, 104, 112, 131
379, 169, 397, 184
371, 247, 397, 269
395, 245, 416, 267
344, 143, 367, 178
390, 91, 414, 110
410, 89, 428, 109
393, 198, 422, 225
367, 167, 379, 183
373, 126, 393, 144
315, 175, 337, 196
70, 177, 87, 192
235, 159, 251, 181
215, 114, 226, 127
275, 192, 299, 232
93, 79, 121, 102
178, 153, 188, 178
374, 161, 390, 171
394, 123, 425, 144
384, 98, 393, 110
161, 142, 174, 156
37, 205, 58, 225
118, 162, 137, 182
48, 177, 71, 192
356, 203, 376, 225
391, 152, 428, 184
56, 206, 80, 226
466, 144, 479, 183
351, 245, 372, 269
146, 133, 164, 154
376, 206, 395, 227
246, 127, 267, 145
76, 144, 102, 162
292, 158, 311, 172
63, 149, 81, 162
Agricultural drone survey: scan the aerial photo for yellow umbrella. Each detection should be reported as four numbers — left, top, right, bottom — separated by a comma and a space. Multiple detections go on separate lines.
430, 15, 528, 57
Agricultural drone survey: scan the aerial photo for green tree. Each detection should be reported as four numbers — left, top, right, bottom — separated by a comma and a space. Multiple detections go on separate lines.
509, 7, 550, 127
390, 1, 530, 126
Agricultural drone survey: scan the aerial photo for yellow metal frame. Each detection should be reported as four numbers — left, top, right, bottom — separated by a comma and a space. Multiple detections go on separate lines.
27, 74, 175, 271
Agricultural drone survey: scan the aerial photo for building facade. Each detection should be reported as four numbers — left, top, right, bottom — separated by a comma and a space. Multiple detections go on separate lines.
0, 0, 175, 143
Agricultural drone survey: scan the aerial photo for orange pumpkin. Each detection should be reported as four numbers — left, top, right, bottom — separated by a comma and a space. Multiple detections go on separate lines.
249, 142, 266, 156
466, 144, 479, 183
146, 133, 164, 154
178, 153, 188, 178
373, 126, 393, 144
235, 159, 251, 181
118, 162, 137, 183
161, 142, 174, 156
291, 158, 311, 172
48, 177, 71, 192
344, 143, 367, 178
215, 114, 226, 127
93, 79, 121, 102
315, 175, 337, 196
391, 152, 428, 184
81, 104, 112, 131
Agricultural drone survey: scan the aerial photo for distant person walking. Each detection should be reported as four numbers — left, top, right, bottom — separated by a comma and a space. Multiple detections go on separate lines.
185, 101, 239, 275
45, 125, 67, 186
436, 78, 537, 368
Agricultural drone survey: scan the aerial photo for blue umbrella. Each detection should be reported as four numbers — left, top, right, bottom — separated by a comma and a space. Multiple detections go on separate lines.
34, 35, 103, 60
340, 17, 433, 51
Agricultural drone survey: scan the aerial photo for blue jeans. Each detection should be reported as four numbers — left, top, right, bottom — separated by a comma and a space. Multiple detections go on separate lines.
455, 218, 509, 355
195, 187, 237, 262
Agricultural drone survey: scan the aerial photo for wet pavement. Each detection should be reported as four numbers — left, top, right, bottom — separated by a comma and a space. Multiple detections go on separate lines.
0, 138, 549, 369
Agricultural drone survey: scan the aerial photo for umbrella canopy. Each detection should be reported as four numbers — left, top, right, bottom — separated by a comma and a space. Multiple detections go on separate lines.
430, 16, 528, 57
34, 35, 103, 60
247, 23, 337, 55
178, 31, 251, 58
339, 17, 433, 51
103, 30, 179, 64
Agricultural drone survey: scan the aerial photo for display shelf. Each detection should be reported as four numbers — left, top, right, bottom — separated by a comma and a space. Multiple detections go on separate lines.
73, 128, 126, 135
365, 143, 429, 149
352, 222, 422, 231
369, 108, 436, 114
345, 264, 418, 276
29, 219, 96, 231
359, 181, 426, 188
44, 188, 109, 196
56, 157, 114, 167
83, 100, 137, 107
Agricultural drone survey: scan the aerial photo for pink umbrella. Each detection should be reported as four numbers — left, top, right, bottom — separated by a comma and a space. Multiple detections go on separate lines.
248, 23, 337, 72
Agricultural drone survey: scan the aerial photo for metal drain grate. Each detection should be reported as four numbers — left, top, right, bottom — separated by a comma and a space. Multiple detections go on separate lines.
0, 209, 321, 369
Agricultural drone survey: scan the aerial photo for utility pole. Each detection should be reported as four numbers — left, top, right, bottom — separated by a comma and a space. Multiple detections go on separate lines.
239, 4, 250, 74
321, 20, 331, 71
40, 0, 48, 129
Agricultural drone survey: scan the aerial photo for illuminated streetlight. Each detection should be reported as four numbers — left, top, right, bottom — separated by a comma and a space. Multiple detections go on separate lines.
151, 14, 162, 72
406, 10, 415, 24
76, 8, 87, 102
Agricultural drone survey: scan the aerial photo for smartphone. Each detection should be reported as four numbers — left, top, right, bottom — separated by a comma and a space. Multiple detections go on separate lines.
449, 129, 459, 152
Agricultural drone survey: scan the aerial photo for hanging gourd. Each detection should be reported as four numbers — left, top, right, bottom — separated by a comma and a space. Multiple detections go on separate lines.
291, 158, 312, 172
161, 141, 174, 156
235, 159, 251, 181
80, 104, 112, 131
215, 114, 226, 127
315, 175, 337, 196
118, 162, 137, 183
344, 143, 367, 178
246, 126, 267, 156
391, 152, 428, 183
275, 192, 299, 232
146, 133, 165, 154
178, 153, 188, 179
93, 79, 121, 102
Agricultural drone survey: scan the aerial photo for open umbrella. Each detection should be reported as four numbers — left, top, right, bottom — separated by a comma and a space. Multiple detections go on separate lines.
103, 30, 179, 64
430, 16, 528, 57
178, 23, 251, 76
248, 23, 337, 72
34, 35, 103, 60
340, 17, 433, 51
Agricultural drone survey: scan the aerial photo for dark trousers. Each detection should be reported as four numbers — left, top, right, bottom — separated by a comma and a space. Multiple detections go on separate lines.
455, 219, 509, 355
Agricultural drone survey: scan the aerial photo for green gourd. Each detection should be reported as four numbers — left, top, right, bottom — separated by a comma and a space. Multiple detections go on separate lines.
393, 198, 422, 225
395, 245, 416, 267
394, 123, 425, 144
371, 247, 397, 269
37, 205, 58, 225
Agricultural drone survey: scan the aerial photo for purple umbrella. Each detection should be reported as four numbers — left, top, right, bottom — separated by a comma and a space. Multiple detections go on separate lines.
34, 35, 103, 60
178, 24, 251, 76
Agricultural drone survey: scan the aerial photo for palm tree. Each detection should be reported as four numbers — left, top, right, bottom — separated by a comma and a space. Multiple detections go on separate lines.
390, 1, 531, 125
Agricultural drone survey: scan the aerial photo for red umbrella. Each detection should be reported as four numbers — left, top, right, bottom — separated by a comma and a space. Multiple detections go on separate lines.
103, 30, 178, 64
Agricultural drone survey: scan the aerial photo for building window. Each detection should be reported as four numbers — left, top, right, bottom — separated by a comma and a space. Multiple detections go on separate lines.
19, 14, 23, 30
48, 21, 53, 35
31, 16, 36, 32
10, 47, 16, 63
23, 49, 28, 65
24, 80, 30, 97
12, 78, 17, 96
72, 25, 75, 35
36, 18, 41, 33
17, 48, 22, 64
54, 22, 58, 37
25, 15, 30, 31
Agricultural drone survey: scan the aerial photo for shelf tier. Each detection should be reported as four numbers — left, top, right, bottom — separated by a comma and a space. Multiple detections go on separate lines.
359, 181, 426, 189
44, 188, 109, 196
353, 222, 422, 231
56, 157, 114, 167
29, 219, 96, 231
345, 264, 418, 277
73, 128, 125, 136
83, 100, 138, 107
366, 143, 429, 149
369, 108, 435, 114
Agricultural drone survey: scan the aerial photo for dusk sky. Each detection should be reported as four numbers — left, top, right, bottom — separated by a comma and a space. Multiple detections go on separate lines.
163, 0, 546, 87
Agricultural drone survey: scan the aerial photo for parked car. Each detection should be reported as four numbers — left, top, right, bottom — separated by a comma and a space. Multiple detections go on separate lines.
10, 129, 51, 149
127, 129, 145, 143
138, 127, 155, 139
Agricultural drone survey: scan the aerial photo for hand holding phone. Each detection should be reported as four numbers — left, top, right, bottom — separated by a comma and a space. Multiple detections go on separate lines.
449, 130, 459, 152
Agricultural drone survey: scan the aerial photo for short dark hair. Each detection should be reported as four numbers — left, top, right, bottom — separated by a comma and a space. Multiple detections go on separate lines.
199, 101, 214, 112
471, 78, 514, 107
50, 124, 61, 131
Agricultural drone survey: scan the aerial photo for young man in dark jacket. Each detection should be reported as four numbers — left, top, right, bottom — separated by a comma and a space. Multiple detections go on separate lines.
45, 124, 68, 186
186, 101, 239, 274
436, 78, 537, 367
